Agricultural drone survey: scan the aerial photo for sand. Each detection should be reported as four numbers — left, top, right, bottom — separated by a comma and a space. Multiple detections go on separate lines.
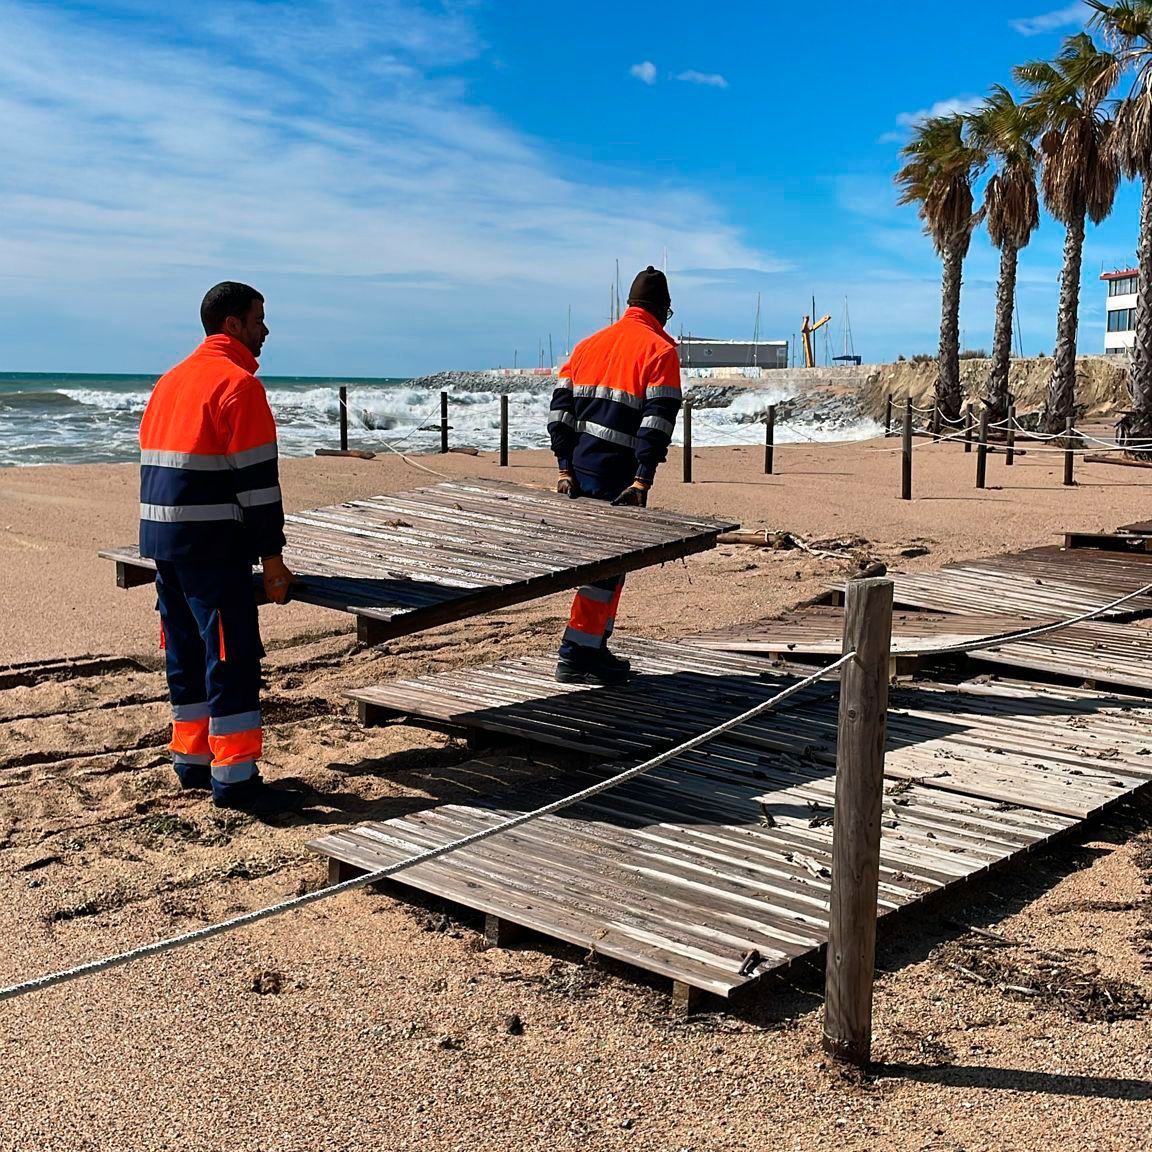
1, 438, 1151, 1151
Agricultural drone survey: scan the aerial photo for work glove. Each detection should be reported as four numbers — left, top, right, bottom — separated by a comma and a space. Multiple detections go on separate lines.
262, 555, 296, 605
611, 482, 649, 508
556, 472, 580, 499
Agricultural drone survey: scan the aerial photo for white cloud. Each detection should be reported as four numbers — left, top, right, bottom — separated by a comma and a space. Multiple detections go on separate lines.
1009, 3, 1086, 36
0, 5, 779, 373
629, 60, 657, 85
879, 95, 984, 142
676, 70, 729, 89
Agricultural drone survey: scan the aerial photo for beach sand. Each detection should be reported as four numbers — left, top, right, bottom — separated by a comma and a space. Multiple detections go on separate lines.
1, 439, 1151, 1151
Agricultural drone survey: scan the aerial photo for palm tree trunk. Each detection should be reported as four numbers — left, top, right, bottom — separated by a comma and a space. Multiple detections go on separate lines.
937, 240, 964, 421
1129, 175, 1152, 444
1047, 208, 1086, 432
988, 242, 1018, 426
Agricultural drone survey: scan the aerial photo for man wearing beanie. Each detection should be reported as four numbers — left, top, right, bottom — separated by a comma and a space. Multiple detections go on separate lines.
547, 265, 683, 684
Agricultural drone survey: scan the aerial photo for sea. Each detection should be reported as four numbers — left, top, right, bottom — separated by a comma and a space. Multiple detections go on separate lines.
0, 372, 881, 467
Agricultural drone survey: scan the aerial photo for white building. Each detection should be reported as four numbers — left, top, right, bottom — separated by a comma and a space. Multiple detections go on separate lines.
1102, 268, 1138, 355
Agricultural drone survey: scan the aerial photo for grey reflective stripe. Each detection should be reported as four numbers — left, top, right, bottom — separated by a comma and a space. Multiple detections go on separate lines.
236, 486, 282, 508
140, 502, 243, 523
562, 626, 604, 649
227, 443, 278, 469
555, 377, 573, 391
548, 409, 576, 427
573, 384, 643, 410
575, 584, 617, 604
646, 385, 682, 401
173, 752, 213, 766
640, 415, 675, 436
172, 702, 210, 722
576, 420, 637, 449
140, 442, 278, 471
209, 711, 262, 736
141, 450, 230, 472
211, 761, 258, 784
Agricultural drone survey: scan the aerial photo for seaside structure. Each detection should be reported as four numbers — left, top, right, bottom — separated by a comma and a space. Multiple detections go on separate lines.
678, 336, 788, 370
1102, 267, 1138, 356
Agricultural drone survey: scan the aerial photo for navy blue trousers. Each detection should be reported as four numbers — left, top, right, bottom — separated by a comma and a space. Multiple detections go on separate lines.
156, 561, 264, 802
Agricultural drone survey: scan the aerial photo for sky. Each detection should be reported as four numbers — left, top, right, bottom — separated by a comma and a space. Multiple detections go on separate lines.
0, 0, 1143, 376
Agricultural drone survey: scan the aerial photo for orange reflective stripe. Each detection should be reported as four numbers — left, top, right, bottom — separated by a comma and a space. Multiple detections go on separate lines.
568, 592, 614, 636
171, 718, 210, 757
217, 613, 227, 662
210, 728, 262, 767
159, 622, 166, 651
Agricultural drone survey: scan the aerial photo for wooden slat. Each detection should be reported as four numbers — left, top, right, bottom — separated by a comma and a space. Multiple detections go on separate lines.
100, 479, 737, 645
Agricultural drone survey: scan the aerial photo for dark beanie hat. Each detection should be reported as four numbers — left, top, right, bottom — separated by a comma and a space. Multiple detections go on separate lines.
627, 266, 671, 316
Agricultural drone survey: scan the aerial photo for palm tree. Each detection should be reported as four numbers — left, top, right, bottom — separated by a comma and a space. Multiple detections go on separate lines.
896, 114, 986, 421
1015, 33, 1120, 430
1088, 1, 1152, 441
967, 87, 1042, 425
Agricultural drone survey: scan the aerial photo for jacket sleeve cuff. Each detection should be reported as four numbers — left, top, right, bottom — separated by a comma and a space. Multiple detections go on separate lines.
557, 457, 573, 474
634, 461, 658, 483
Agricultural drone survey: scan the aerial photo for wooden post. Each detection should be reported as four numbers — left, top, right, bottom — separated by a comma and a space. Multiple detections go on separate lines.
682, 400, 693, 484
1064, 415, 1075, 486
884, 394, 893, 437
901, 398, 912, 501
1005, 404, 1016, 467
440, 391, 449, 454
930, 404, 941, 443
499, 394, 509, 467
339, 385, 348, 452
976, 408, 989, 490
823, 576, 893, 1069
764, 405, 775, 475
963, 402, 973, 454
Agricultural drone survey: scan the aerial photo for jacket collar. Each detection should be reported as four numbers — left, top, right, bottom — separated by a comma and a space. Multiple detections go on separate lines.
200, 333, 259, 374
622, 305, 674, 345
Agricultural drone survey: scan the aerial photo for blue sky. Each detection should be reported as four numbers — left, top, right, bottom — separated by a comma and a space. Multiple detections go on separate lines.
0, 0, 1141, 375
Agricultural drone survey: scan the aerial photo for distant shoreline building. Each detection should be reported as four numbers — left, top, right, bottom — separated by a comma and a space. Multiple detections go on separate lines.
1102, 268, 1138, 356
678, 336, 789, 370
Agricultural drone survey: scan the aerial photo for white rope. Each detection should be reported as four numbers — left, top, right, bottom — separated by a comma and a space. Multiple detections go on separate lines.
0, 653, 855, 1004
377, 439, 453, 478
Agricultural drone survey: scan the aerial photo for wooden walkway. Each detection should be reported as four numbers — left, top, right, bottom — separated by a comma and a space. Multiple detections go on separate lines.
100, 480, 736, 644
825, 545, 1152, 619
314, 639, 1152, 1002
687, 606, 1152, 694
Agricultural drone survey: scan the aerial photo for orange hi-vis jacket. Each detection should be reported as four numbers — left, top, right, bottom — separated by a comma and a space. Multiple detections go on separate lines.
139, 335, 286, 563
548, 307, 682, 488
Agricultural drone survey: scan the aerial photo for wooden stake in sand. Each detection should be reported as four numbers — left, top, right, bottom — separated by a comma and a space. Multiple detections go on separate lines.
884, 394, 893, 437
964, 402, 973, 454
1006, 404, 1016, 467
440, 391, 450, 454
976, 408, 989, 490
339, 385, 349, 452
901, 398, 912, 501
1064, 416, 1075, 487
764, 405, 775, 475
823, 576, 893, 1068
682, 400, 693, 484
499, 395, 509, 467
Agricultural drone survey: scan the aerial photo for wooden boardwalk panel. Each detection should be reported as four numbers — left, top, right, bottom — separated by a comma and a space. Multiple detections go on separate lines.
318, 642, 1152, 997
100, 480, 737, 644
689, 607, 1152, 695
827, 546, 1152, 620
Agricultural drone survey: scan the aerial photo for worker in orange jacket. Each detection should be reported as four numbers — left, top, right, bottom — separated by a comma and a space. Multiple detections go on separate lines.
139, 283, 302, 815
547, 266, 683, 683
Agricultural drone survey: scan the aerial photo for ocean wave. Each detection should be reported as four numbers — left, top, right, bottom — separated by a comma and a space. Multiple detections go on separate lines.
0, 390, 86, 410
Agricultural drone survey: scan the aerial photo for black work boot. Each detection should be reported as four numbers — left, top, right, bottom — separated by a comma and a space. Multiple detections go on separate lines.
213, 776, 309, 820
555, 648, 632, 686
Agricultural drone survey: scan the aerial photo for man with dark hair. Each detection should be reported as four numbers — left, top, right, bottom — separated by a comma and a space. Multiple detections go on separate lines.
139, 282, 300, 815
547, 265, 683, 684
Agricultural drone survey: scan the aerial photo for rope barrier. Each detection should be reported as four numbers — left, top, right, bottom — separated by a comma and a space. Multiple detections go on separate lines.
0, 653, 856, 1004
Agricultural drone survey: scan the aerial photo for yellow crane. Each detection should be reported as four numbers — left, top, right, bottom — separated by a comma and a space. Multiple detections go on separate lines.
801, 313, 832, 368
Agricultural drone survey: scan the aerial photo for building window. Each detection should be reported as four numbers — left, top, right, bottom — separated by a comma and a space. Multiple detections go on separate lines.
1109, 275, 1138, 297
1108, 307, 1137, 332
